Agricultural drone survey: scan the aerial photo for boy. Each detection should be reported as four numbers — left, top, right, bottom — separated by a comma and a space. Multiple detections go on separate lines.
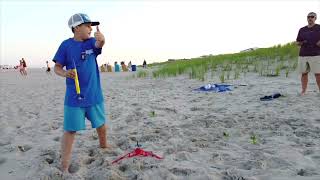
53, 13, 109, 172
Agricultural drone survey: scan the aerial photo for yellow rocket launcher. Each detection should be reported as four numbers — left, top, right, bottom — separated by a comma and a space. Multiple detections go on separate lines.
73, 68, 80, 95
72, 58, 83, 100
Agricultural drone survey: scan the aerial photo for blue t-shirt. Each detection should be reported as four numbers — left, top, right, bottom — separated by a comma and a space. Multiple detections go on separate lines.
53, 37, 104, 107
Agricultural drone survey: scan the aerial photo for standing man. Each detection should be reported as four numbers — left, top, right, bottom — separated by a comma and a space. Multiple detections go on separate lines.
143, 59, 147, 68
296, 12, 320, 95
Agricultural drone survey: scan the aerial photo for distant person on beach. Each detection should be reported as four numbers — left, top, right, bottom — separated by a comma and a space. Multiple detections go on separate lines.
143, 59, 147, 68
52, 13, 110, 173
19, 58, 27, 76
128, 61, 132, 71
296, 12, 320, 95
22, 58, 27, 75
19, 59, 24, 75
114, 61, 120, 72
107, 63, 112, 72
46, 61, 51, 74
121, 61, 128, 72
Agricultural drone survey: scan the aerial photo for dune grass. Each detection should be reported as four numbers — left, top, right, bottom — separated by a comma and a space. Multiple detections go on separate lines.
150, 42, 298, 82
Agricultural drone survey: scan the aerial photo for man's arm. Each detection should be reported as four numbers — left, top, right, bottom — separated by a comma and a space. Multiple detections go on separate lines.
296, 29, 305, 46
296, 41, 304, 46
54, 62, 75, 79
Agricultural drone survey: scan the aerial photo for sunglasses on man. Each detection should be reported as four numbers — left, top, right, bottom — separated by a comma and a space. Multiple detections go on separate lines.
307, 16, 315, 19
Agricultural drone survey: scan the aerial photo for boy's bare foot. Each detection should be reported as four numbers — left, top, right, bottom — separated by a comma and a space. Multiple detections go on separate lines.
62, 171, 72, 179
100, 143, 112, 149
61, 167, 69, 173
99, 143, 113, 153
300, 91, 306, 96
61, 160, 70, 174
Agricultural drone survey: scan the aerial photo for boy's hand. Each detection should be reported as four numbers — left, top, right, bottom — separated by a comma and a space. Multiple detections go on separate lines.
317, 40, 320, 47
65, 69, 76, 79
94, 26, 105, 48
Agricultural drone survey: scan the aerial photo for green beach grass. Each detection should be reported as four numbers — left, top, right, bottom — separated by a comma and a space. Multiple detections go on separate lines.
148, 42, 298, 82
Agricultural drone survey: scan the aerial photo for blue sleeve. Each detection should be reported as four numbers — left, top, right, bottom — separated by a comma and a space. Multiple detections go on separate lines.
91, 38, 102, 56
53, 41, 67, 66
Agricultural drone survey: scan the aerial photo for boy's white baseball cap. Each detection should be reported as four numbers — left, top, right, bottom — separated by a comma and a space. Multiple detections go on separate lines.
68, 13, 100, 29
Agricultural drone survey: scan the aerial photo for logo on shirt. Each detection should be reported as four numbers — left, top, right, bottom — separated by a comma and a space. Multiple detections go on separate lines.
81, 49, 94, 60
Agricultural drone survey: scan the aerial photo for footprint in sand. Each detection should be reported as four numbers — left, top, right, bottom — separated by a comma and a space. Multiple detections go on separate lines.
297, 168, 319, 176
302, 149, 314, 155
40, 149, 57, 164
118, 164, 129, 172
68, 162, 80, 173
18, 145, 32, 152
221, 171, 246, 180
190, 107, 205, 111
115, 137, 131, 150
88, 149, 98, 157
311, 155, 320, 163
0, 141, 11, 147
53, 136, 60, 142
84, 157, 95, 165
0, 157, 7, 165
169, 167, 195, 176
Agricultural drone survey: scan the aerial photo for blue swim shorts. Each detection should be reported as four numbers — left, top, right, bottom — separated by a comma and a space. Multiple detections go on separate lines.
64, 103, 106, 131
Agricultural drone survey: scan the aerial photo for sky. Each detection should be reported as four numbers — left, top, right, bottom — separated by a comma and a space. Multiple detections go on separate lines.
0, 0, 319, 68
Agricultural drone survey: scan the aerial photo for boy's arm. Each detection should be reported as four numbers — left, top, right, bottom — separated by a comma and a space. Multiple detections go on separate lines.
54, 62, 75, 79
94, 26, 105, 48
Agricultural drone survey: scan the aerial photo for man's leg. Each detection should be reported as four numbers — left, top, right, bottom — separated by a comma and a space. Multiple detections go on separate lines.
315, 73, 320, 92
96, 124, 109, 148
301, 73, 308, 95
61, 131, 76, 172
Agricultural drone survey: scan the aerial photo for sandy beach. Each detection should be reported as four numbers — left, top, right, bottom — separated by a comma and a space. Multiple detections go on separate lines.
0, 68, 319, 180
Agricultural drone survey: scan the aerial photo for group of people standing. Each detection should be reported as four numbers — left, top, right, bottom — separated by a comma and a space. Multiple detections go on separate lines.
100, 60, 146, 72
17, 58, 52, 76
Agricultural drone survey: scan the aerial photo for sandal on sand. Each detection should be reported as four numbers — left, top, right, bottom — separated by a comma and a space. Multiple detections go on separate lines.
260, 93, 282, 101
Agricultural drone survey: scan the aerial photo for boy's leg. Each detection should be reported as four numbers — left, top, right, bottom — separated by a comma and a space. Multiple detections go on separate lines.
301, 73, 308, 95
62, 105, 85, 172
61, 131, 76, 172
86, 103, 110, 148
96, 124, 108, 148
